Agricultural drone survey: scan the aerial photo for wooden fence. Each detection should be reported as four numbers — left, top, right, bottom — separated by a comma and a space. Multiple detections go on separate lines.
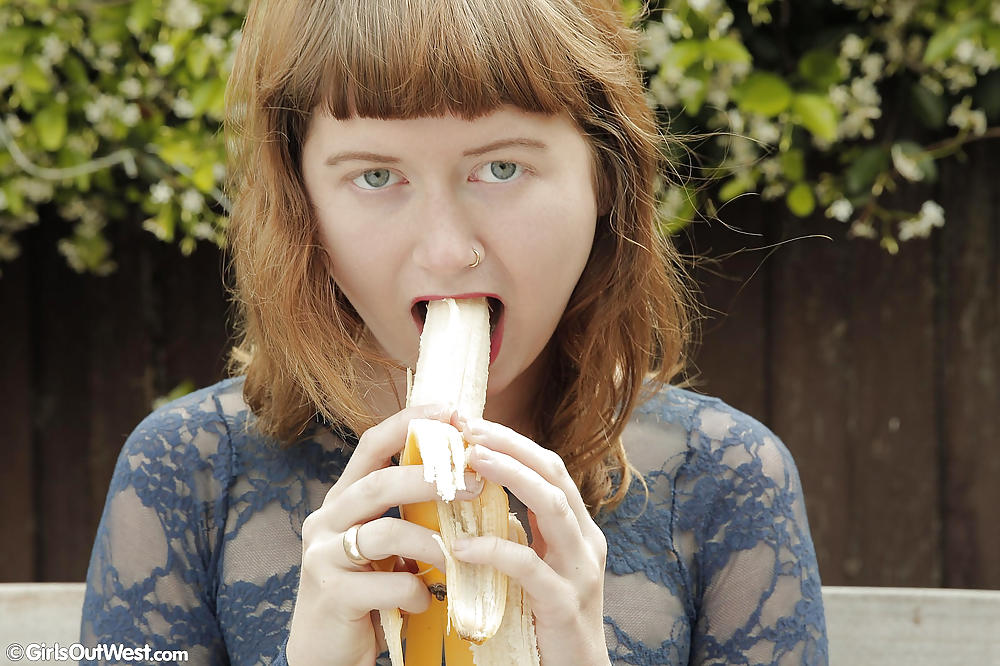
1, 141, 997, 590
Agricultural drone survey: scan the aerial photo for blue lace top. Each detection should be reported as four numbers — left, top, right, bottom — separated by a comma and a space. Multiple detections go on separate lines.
81, 377, 827, 664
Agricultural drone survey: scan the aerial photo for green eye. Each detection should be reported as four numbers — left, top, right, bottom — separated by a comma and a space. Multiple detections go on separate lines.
359, 169, 392, 188
490, 162, 518, 180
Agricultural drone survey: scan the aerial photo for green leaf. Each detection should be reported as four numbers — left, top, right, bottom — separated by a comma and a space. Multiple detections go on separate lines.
780, 149, 805, 182
735, 72, 793, 117
719, 173, 757, 202
192, 162, 217, 192
62, 54, 89, 86
664, 40, 704, 72
703, 37, 751, 65
845, 147, 888, 195
127, 0, 156, 35
910, 82, 947, 129
21, 60, 52, 93
924, 19, 984, 64
798, 49, 844, 89
791, 94, 838, 141
786, 182, 815, 217
33, 103, 68, 152
186, 40, 211, 79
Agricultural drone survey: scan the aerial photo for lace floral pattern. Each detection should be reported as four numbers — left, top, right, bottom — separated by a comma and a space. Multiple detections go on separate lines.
81, 378, 827, 665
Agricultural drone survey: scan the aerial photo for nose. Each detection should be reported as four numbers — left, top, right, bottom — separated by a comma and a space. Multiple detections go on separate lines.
410, 188, 480, 275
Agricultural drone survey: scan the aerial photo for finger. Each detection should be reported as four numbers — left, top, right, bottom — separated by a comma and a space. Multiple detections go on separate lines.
449, 536, 572, 618
465, 444, 587, 559
333, 571, 434, 621
338, 403, 455, 489
343, 517, 448, 573
461, 418, 592, 528
318, 467, 484, 530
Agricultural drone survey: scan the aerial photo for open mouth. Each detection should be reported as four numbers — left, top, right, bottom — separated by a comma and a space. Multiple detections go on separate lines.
411, 296, 505, 364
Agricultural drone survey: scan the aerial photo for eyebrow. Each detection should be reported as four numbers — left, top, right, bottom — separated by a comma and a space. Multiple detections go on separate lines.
324, 137, 549, 167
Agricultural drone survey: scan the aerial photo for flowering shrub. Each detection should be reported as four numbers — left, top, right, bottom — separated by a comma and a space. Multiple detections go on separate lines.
633, 0, 999, 253
0, 0, 244, 274
0, 0, 997, 273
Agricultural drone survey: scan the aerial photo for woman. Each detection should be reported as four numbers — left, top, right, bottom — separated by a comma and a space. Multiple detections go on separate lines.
82, 0, 828, 663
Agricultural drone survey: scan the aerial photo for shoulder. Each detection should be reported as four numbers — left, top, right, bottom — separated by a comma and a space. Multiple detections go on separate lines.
627, 384, 799, 489
109, 377, 252, 500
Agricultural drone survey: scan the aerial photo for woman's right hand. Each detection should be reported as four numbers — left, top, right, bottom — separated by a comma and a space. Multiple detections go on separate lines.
285, 404, 483, 666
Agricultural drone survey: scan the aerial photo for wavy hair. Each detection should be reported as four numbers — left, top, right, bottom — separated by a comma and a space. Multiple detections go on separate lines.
224, 0, 695, 515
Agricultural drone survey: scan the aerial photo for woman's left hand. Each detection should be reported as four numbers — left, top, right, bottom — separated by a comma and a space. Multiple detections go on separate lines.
454, 417, 611, 666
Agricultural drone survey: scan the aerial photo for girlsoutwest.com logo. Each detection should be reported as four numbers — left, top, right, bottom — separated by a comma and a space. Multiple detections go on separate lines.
5, 642, 189, 662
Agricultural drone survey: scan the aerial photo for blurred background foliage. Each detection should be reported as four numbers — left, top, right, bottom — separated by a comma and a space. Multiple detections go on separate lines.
0, 0, 997, 275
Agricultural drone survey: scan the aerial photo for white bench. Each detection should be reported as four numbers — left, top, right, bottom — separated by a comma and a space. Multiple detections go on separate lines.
1, 584, 998, 664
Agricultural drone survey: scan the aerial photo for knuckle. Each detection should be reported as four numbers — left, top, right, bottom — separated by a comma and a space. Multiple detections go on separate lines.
542, 449, 566, 477
545, 487, 573, 518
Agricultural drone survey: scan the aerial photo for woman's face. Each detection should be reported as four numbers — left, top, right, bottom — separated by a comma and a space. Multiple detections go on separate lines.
300, 106, 598, 420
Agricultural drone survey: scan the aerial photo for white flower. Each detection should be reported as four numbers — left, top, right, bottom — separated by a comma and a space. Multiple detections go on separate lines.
640, 22, 671, 68
120, 78, 143, 99
919, 200, 944, 228
151, 43, 175, 68
99, 42, 121, 59
954, 39, 976, 64
891, 144, 925, 182
841, 34, 865, 60
192, 222, 215, 239
181, 189, 203, 213
898, 200, 945, 241
166, 0, 204, 30
861, 53, 885, 81
688, 0, 711, 12
829, 85, 851, 109
5, 114, 24, 136
150, 181, 173, 204
749, 117, 780, 145
121, 103, 142, 127
826, 198, 854, 222
848, 220, 877, 239
715, 11, 734, 34
761, 183, 786, 200
203, 34, 226, 56
948, 97, 988, 135
84, 94, 112, 124
41, 34, 67, 64
172, 96, 196, 118
22, 179, 55, 202
850, 78, 881, 107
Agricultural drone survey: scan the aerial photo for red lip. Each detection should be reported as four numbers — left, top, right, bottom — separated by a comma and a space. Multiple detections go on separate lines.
410, 293, 505, 365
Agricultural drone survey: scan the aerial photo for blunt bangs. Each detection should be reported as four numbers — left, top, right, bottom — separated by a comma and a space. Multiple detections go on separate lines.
282, 0, 610, 122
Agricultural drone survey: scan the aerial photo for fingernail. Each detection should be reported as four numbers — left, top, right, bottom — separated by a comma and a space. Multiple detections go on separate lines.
452, 538, 472, 552
463, 471, 484, 494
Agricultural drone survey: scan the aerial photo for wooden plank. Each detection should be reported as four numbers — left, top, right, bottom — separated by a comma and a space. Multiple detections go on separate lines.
31, 218, 94, 582
86, 220, 156, 551
678, 199, 768, 422
938, 142, 1000, 589
0, 250, 37, 581
156, 240, 230, 395
824, 586, 1000, 665
768, 216, 853, 587
770, 213, 939, 587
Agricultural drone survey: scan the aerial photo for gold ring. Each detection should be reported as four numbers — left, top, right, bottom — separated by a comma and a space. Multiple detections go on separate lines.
342, 524, 372, 567
468, 248, 481, 269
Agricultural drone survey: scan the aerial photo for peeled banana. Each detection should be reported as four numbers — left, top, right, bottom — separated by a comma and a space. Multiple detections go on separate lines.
379, 297, 539, 665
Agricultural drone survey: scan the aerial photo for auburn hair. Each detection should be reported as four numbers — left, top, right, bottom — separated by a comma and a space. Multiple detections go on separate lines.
224, 0, 695, 516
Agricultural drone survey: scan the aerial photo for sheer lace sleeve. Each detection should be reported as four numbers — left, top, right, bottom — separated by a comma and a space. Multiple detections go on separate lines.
80, 391, 235, 665
601, 388, 827, 665
682, 403, 827, 665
